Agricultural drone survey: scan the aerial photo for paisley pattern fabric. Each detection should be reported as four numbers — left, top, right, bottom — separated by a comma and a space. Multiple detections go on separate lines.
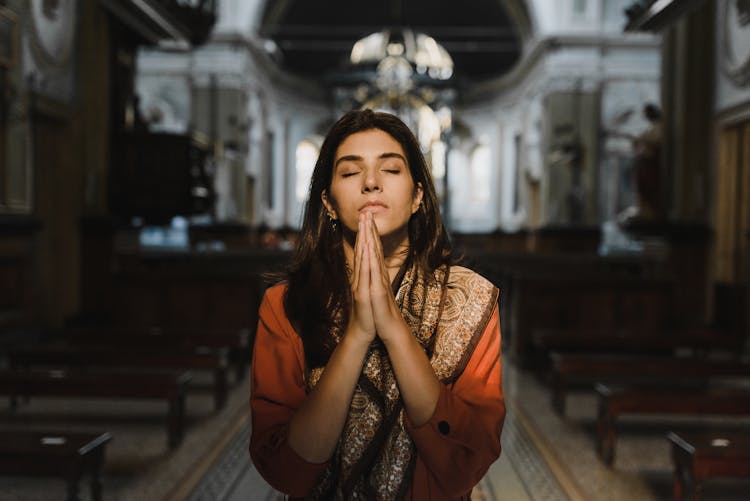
304, 264, 498, 500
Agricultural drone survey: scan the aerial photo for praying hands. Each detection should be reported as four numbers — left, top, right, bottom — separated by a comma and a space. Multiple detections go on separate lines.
347, 210, 411, 346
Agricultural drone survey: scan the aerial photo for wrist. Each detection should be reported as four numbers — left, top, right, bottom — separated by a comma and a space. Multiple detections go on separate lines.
378, 319, 412, 348
342, 326, 375, 352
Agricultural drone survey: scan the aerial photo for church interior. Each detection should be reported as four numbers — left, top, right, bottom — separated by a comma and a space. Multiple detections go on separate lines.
1, 0, 750, 499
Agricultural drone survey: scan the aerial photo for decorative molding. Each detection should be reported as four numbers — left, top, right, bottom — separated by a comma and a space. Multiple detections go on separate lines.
714, 100, 750, 127
206, 32, 326, 100
464, 34, 659, 103
624, 0, 708, 32
99, 0, 190, 46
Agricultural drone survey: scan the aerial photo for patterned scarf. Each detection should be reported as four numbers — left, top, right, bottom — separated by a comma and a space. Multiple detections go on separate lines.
303, 264, 498, 500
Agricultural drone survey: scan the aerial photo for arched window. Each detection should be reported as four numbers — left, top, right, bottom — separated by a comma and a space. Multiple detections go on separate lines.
295, 139, 321, 203
447, 138, 495, 231
470, 143, 492, 204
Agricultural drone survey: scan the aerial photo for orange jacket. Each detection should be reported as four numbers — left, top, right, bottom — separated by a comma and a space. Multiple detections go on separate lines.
250, 283, 505, 500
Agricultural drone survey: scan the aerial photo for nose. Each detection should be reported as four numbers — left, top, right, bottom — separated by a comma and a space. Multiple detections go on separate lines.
362, 170, 381, 192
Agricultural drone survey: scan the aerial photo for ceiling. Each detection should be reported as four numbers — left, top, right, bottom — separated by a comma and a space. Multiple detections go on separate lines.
259, 0, 524, 88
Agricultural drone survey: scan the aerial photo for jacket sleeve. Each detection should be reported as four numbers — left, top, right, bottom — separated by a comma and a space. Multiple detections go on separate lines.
403, 303, 505, 497
249, 286, 329, 496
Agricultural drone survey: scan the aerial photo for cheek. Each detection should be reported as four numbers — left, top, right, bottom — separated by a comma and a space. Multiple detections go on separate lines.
330, 194, 358, 224
326, 185, 347, 215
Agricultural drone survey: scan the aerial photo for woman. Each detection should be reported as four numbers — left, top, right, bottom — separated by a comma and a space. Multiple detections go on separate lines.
250, 109, 505, 500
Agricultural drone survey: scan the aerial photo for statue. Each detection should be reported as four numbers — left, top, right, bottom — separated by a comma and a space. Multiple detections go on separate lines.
617, 103, 663, 224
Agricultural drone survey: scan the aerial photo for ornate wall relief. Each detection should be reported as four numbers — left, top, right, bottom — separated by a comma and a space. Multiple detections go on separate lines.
722, 0, 750, 87
24, 0, 78, 102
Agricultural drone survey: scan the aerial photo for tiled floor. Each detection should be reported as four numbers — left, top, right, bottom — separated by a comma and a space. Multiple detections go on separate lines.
2, 358, 748, 500
198, 361, 565, 500
204, 360, 750, 501
210, 412, 538, 501
502, 362, 750, 501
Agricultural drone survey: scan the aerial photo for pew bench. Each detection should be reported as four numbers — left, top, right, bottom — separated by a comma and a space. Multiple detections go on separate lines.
532, 329, 695, 375
0, 369, 191, 448
9, 345, 229, 410
667, 430, 750, 501
533, 328, 738, 360
549, 353, 750, 415
595, 383, 750, 466
0, 430, 112, 501
63, 326, 250, 382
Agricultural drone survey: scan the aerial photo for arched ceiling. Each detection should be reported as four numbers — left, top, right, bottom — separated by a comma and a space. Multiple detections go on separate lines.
258, 0, 525, 88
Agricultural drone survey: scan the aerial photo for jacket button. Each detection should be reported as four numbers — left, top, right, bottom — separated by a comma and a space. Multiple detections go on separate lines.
438, 420, 450, 435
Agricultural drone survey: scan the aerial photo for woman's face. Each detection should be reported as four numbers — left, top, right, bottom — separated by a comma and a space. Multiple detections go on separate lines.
322, 128, 423, 240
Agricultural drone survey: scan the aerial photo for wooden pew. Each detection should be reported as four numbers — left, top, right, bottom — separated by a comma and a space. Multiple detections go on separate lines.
0, 430, 112, 501
531, 281, 746, 370
507, 270, 675, 368
63, 325, 250, 382
532, 328, 705, 372
9, 344, 229, 410
110, 254, 268, 358
0, 369, 191, 448
595, 383, 750, 466
668, 430, 750, 501
548, 353, 750, 415
533, 327, 740, 359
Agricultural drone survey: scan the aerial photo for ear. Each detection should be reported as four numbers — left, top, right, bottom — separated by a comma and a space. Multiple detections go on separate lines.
411, 182, 424, 214
321, 190, 338, 220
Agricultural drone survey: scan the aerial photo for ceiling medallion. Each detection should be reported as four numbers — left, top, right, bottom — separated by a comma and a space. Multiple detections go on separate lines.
722, 0, 750, 86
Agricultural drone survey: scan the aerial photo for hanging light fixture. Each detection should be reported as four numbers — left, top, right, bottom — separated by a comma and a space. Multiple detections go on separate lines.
350, 28, 454, 93
341, 28, 456, 155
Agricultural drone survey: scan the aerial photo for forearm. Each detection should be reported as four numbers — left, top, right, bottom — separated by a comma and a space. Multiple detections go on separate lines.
404, 312, 505, 496
405, 384, 505, 496
381, 323, 441, 426
287, 333, 370, 463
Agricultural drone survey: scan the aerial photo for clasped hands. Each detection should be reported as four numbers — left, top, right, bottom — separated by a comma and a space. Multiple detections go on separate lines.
347, 211, 409, 346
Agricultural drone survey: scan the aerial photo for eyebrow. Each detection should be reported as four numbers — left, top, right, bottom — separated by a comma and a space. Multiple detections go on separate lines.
334, 152, 407, 169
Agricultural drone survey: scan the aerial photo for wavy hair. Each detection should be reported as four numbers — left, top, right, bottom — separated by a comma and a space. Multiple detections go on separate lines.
284, 109, 453, 368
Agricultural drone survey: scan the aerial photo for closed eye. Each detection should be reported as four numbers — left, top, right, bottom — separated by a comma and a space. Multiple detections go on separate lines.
341, 172, 358, 178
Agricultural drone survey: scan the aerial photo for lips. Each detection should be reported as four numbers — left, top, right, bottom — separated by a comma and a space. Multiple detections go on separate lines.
359, 201, 388, 212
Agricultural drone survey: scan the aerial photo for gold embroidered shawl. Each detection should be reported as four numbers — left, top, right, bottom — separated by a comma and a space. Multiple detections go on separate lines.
304, 264, 498, 500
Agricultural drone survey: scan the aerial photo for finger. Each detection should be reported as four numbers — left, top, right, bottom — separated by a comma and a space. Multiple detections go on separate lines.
366, 215, 387, 295
360, 214, 371, 294
351, 213, 364, 288
357, 215, 371, 299
368, 213, 390, 288
368, 211, 382, 258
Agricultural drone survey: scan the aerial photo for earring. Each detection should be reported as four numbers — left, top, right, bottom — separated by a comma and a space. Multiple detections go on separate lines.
327, 213, 338, 229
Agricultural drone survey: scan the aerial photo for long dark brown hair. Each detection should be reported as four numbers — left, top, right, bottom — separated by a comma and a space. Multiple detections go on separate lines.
285, 109, 453, 368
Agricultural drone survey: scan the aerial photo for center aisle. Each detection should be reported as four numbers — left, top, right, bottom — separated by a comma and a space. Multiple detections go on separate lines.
199, 362, 545, 501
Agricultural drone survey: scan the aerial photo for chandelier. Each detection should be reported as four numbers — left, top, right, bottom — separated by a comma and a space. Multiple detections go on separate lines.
350, 28, 454, 94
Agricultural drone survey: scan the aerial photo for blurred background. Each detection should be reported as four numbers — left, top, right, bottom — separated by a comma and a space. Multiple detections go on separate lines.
0, 0, 749, 500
